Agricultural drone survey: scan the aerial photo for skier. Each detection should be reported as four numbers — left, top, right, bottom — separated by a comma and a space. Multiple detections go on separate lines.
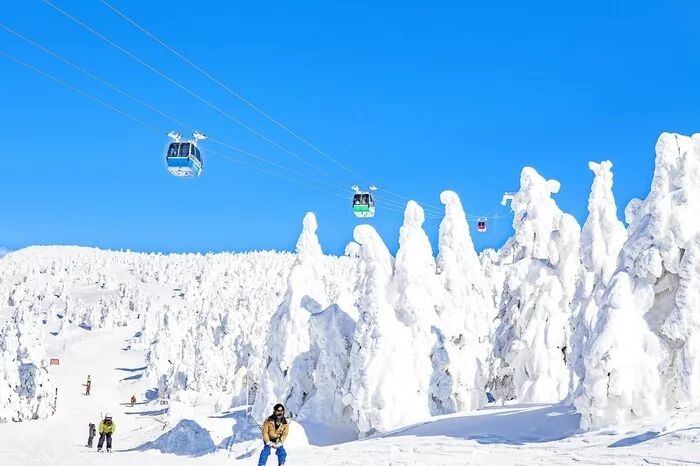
86, 422, 96, 448
84, 375, 91, 396
96, 413, 115, 452
130, 395, 136, 407
257, 403, 288, 466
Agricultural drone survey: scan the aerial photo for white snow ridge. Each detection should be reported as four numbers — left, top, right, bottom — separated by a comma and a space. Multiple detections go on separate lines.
2, 132, 700, 464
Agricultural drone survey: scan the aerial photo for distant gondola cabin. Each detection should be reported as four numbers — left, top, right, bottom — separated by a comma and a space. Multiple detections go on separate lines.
352, 192, 376, 218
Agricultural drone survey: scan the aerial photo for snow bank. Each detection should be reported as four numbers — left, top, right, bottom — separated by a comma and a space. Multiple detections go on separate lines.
138, 419, 215, 456
284, 419, 310, 448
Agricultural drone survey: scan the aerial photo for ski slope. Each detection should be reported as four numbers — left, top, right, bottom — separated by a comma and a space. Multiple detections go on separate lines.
1, 322, 699, 465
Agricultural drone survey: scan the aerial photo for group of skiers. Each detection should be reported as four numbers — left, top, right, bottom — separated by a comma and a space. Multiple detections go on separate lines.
81, 375, 126, 452
86, 414, 116, 452
81, 371, 289, 462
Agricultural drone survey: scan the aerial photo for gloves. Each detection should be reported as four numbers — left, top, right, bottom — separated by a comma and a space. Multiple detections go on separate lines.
274, 442, 283, 449
266, 442, 275, 448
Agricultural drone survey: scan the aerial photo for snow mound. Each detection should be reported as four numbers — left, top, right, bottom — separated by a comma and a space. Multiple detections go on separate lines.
138, 419, 215, 456
285, 419, 310, 448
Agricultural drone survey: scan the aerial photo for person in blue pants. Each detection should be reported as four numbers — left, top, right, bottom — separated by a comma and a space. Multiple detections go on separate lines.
258, 403, 288, 466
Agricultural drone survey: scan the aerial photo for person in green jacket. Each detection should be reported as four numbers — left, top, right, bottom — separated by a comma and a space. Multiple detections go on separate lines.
97, 414, 115, 452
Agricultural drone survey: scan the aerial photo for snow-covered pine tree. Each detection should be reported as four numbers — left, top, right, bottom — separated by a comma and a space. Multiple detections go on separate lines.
577, 133, 700, 428
252, 213, 329, 421
434, 191, 494, 413
569, 161, 626, 394
489, 167, 580, 402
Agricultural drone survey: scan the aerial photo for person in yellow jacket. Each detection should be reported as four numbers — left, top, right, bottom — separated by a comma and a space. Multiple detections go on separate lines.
97, 414, 116, 452
258, 403, 288, 466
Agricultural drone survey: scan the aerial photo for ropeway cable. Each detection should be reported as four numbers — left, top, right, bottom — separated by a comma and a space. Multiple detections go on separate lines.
0, 48, 394, 208
2, 20, 445, 217
97, 0, 362, 183
41, 0, 348, 187
92, 0, 446, 212
1, 40, 480, 222
0, 22, 353, 199
0, 49, 157, 133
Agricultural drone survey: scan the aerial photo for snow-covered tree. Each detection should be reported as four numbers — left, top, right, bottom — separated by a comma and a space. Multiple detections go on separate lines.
342, 224, 400, 436
0, 308, 56, 422
253, 213, 329, 420
569, 161, 626, 393
576, 132, 700, 428
489, 167, 581, 402
434, 191, 494, 412
299, 304, 356, 427
389, 201, 442, 417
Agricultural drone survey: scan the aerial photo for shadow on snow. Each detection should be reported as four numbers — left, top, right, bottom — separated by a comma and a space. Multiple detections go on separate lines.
383, 402, 581, 446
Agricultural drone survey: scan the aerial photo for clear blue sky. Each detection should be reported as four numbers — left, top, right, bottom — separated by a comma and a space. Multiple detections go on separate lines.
2, 0, 699, 255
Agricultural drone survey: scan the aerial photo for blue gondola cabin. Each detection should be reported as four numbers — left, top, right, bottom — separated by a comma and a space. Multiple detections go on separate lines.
166, 142, 202, 177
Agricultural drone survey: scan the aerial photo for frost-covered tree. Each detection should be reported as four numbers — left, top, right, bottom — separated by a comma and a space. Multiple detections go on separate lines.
389, 201, 442, 417
342, 224, 398, 436
489, 167, 581, 402
569, 161, 626, 393
434, 191, 493, 412
0, 308, 56, 422
299, 304, 356, 427
663, 234, 700, 407
577, 132, 700, 428
253, 213, 329, 420
343, 203, 446, 436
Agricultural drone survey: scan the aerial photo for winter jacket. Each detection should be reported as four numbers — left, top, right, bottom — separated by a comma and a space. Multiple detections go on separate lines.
99, 419, 116, 434
261, 415, 289, 444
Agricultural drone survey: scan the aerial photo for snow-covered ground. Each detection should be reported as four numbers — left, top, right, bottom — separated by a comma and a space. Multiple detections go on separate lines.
3, 132, 700, 464
2, 323, 699, 465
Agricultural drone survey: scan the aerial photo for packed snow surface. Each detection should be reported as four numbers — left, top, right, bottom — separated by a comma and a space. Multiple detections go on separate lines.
2, 132, 700, 464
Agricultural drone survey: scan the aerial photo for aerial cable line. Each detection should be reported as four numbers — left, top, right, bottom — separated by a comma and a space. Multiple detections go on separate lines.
0, 49, 156, 132
0, 49, 374, 206
97, 0, 363, 183
0, 22, 188, 130
0, 41, 461, 221
2, 41, 432, 219
206, 148, 351, 201
207, 138, 352, 197
372, 194, 442, 217
0, 22, 351, 199
378, 186, 443, 211
93, 0, 446, 213
41, 0, 348, 187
